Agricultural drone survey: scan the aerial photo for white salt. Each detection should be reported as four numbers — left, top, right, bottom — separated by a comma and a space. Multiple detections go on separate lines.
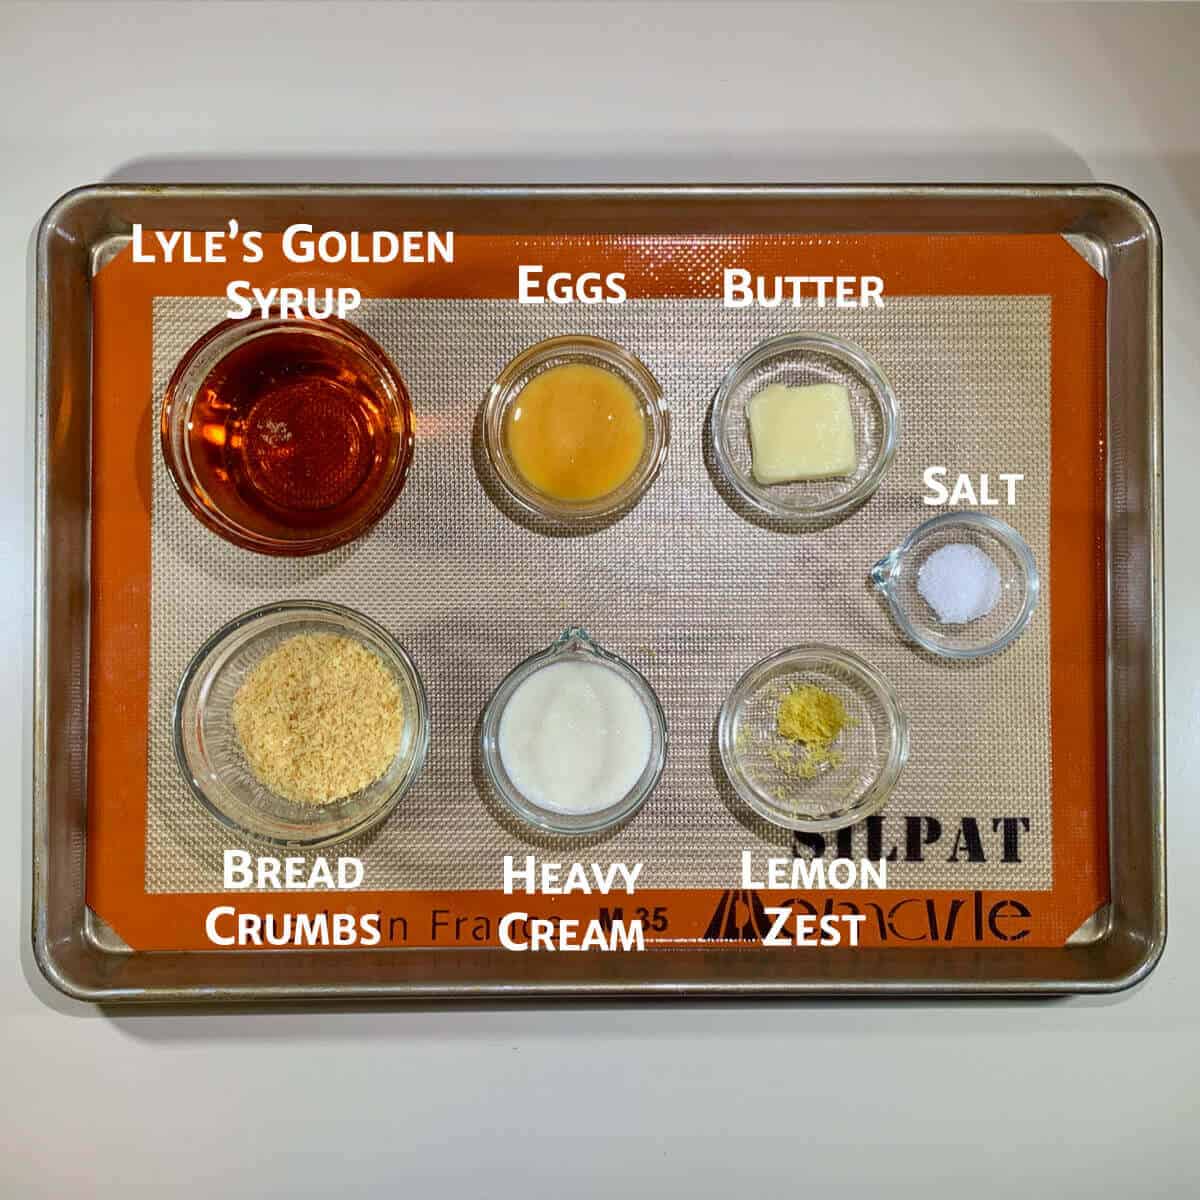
917, 542, 1002, 625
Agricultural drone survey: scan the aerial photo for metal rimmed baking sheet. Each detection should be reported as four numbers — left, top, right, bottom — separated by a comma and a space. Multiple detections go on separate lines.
34, 185, 1163, 1000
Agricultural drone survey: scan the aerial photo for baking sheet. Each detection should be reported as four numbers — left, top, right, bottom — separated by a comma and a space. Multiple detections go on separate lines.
34, 184, 1161, 998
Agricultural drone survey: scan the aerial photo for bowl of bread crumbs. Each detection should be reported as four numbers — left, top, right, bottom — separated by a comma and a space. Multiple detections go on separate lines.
174, 601, 430, 847
717, 644, 908, 832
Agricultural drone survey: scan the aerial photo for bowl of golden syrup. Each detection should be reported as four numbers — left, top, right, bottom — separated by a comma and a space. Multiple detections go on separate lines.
161, 313, 413, 555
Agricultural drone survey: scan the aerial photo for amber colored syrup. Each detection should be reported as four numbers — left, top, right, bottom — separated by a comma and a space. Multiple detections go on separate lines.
188, 329, 402, 541
504, 363, 646, 502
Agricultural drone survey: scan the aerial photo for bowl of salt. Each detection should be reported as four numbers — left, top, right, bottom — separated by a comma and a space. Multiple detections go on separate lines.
871, 512, 1039, 660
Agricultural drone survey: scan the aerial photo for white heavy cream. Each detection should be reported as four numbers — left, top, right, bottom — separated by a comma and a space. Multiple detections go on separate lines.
497, 660, 652, 815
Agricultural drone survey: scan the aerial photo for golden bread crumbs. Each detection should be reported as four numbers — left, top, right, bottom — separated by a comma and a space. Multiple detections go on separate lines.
232, 632, 403, 805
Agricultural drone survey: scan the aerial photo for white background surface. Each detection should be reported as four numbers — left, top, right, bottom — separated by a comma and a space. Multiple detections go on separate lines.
2, 2, 1195, 1195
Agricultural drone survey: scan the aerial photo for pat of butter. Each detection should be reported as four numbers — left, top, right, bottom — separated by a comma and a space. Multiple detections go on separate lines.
747, 383, 857, 484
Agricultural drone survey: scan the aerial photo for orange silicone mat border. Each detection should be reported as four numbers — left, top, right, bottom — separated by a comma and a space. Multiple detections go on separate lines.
86, 233, 1109, 951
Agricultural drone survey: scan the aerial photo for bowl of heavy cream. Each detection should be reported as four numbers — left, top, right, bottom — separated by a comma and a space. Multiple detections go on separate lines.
479, 627, 668, 834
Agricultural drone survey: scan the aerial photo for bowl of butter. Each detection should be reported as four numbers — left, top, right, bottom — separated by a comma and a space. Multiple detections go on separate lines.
710, 331, 899, 522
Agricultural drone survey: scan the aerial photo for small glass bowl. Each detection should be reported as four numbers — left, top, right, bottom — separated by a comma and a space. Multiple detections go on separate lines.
161, 313, 414, 556
718, 644, 909, 832
482, 335, 669, 522
871, 512, 1040, 659
173, 601, 430, 847
479, 627, 668, 835
710, 331, 899, 522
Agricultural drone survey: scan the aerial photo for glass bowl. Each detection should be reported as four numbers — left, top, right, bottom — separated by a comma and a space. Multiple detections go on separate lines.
871, 512, 1039, 659
482, 335, 669, 522
479, 627, 668, 834
173, 601, 430, 847
717, 644, 909, 832
161, 313, 414, 556
710, 331, 899, 522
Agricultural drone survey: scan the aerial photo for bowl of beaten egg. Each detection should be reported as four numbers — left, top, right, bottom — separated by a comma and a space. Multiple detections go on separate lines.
482, 335, 669, 522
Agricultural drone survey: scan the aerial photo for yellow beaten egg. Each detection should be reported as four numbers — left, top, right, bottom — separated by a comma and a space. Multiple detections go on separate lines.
504, 363, 647, 503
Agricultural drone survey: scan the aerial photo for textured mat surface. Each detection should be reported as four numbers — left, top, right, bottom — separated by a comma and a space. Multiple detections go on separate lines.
146, 294, 1051, 893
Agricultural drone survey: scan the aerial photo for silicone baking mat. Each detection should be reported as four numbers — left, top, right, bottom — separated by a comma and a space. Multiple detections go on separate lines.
148, 293, 1051, 891
84, 233, 1110, 950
